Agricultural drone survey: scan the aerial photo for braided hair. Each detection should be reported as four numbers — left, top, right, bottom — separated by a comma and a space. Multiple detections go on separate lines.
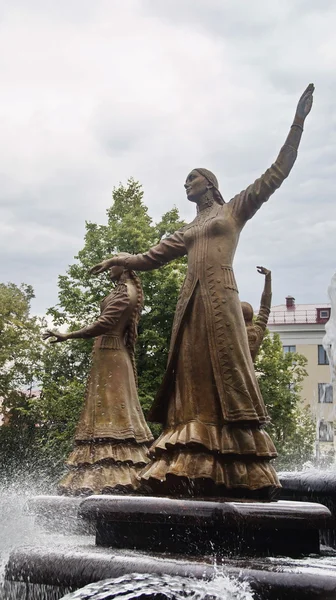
124, 270, 144, 387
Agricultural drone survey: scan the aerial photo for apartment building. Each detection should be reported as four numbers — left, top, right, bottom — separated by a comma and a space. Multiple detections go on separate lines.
268, 296, 334, 462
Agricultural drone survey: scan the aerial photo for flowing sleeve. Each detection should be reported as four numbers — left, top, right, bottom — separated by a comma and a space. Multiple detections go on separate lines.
253, 312, 269, 359
229, 124, 302, 226
70, 287, 130, 339
255, 273, 272, 334
253, 274, 272, 357
123, 229, 187, 272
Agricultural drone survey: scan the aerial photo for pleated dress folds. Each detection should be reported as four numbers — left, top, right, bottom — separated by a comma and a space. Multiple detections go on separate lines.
59, 281, 153, 496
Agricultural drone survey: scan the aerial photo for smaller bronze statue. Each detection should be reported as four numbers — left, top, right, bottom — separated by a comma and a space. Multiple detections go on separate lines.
43, 264, 153, 495
242, 266, 272, 362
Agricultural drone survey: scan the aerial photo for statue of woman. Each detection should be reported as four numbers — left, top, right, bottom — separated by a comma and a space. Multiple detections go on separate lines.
242, 266, 272, 363
43, 265, 153, 495
90, 84, 314, 499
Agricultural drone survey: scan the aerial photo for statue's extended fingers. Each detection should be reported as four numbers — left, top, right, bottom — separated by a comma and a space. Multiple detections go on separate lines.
299, 83, 314, 101
303, 83, 315, 98
90, 265, 102, 275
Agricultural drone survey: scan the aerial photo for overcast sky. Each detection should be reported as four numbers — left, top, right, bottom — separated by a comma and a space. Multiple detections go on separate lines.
0, 0, 335, 316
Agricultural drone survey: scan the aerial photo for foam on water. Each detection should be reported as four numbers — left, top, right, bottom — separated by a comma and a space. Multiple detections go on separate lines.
60, 573, 254, 600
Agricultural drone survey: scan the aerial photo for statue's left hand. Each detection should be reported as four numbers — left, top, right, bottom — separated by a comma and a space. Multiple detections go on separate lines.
42, 329, 68, 343
294, 83, 314, 123
90, 252, 131, 275
256, 266, 271, 276
90, 259, 115, 275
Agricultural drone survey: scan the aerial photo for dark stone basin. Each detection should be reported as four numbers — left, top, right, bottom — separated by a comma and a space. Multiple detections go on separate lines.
79, 495, 331, 557
6, 544, 336, 600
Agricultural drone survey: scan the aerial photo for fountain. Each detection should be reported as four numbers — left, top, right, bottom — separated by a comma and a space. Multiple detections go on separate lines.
323, 273, 336, 383
5, 83, 336, 599
279, 271, 336, 547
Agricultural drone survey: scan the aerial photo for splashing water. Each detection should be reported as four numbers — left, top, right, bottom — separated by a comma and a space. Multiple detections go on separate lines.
0, 480, 93, 598
60, 573, 254, 600
323, 272, 336, 382
0, 489, 39, 579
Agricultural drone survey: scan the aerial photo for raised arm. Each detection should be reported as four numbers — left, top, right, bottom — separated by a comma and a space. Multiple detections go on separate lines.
43, 287, 130, 343
90, 228, 187, 275
230, 84, 314, 226
249, 266, 272, 362
255, 266, 272, 334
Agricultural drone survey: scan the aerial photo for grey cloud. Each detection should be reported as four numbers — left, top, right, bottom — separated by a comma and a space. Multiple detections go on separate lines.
0, 0, 335, 316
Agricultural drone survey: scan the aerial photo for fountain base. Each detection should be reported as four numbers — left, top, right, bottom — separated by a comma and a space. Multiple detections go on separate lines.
79, 495, 331, 557
6, 544, 336, 600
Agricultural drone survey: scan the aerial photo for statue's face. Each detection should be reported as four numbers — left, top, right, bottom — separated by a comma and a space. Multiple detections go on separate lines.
184, 170, 208, 203
110, 266, 124, 281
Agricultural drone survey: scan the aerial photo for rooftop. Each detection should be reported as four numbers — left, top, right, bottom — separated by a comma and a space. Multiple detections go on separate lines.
269, 298, 330, 325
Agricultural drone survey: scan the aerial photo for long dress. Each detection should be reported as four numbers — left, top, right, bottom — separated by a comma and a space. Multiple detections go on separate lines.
117, 141, 299, 497
58, 280, 153, 495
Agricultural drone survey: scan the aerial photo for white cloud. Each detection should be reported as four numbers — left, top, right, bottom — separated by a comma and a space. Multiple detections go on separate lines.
0, 0, 335, 315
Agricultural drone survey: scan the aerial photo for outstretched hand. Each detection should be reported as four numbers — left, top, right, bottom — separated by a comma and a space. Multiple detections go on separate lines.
42, 329, 68, 344
256, 266, 271, 276
295, 83, 314, 123
89, 252, 131, 276
89, 259, 113, 276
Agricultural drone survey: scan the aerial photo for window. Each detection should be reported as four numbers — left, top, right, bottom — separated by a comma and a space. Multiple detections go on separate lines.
319, 421, 334, 442
318, 383, 333, 403
318, 345, 329, 365
283, 345, 296, 354
316, 308, 331, 323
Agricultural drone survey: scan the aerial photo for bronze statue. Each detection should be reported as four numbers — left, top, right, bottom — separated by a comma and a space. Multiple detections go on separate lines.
242, 266, 272, 362
43, 265, 153, 495
90, 84, 314, 499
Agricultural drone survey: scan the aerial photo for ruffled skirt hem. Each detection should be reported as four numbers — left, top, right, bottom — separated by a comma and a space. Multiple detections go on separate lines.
141, 449, 280, 492
58, 463, 143, 496
152, 421, 277, 457
66, 441, 150, 467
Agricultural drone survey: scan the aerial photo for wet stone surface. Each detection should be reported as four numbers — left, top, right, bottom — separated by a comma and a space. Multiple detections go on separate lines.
79, 495, 331, 557
6, 544, 336, 600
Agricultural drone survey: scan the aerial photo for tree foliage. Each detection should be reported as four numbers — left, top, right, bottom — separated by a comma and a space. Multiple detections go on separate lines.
0, 283, 45, 481
47, 178, 187, 420
256, 331, 316, 470
0, 181, 318, 482
0, 283, 42, 397
1, 180, 187, 480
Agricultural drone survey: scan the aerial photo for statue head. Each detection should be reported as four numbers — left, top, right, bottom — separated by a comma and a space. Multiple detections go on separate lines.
184, 168, 224, 205
241, 301, 254, 325
110, 253, 132, 281
109, 265, 124, 281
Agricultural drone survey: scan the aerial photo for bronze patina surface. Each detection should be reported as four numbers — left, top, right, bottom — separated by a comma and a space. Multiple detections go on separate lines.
44, 266, 153, 495
242, 266, 272, 362
90, 85, 314, 499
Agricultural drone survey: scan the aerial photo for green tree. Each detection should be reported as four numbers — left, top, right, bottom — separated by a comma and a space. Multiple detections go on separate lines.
256, 331, 316, 470
0, 283, 46, 481
45, 178, 187, 445
0, 180, 187, 483
0, 283, 43, 397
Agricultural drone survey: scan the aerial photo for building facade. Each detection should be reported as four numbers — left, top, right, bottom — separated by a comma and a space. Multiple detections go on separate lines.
268, 296, 334, 463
